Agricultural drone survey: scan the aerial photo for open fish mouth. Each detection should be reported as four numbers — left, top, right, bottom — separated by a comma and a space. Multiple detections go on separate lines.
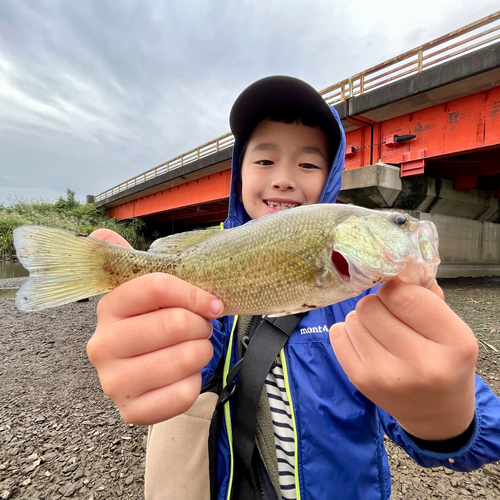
331, 249, 388, 288
330, 217, 440, 290
331, 250, 351, 279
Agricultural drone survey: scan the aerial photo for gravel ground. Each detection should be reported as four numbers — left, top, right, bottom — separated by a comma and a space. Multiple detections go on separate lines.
1, 276, 499, 499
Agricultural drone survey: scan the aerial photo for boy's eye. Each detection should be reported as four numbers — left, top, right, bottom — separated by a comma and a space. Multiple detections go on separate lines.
257, 160, 274, 166
299, 163, 320, 170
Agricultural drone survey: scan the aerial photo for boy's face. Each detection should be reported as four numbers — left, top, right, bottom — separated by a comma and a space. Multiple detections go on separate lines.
240, 119, 329, 220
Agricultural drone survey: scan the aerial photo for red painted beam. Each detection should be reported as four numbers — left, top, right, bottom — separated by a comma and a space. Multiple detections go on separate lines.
106, 170, 231, 220
401, 159, 425, 177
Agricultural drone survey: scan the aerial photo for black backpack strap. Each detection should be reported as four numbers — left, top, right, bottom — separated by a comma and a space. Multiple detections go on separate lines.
208, 314, 303, 500
209, 315, 260, 500
233, 314, 304, 500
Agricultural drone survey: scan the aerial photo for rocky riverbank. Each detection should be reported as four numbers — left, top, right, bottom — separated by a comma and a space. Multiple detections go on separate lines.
1, 277, 499, 499
0, 279, 147, 499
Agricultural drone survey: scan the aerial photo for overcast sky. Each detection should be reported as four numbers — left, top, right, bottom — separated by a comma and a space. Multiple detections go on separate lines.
0, 0, 498, 204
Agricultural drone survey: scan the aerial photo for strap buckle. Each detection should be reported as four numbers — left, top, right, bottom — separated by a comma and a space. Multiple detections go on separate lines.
217, 379, 237, 408
216, 355, 244, 408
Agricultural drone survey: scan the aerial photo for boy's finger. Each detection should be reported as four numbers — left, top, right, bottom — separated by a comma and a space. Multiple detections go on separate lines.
97, 273, 224, 324
118, 372, 203, 426
330, 312, 392, 375
354, 295, 428, 358
429, 279, 445, 300
90, 229, 133, 249
329, 321, 363, 381
390, 276, 444, 301
91, 307, 213, 361
105, 339, 213, 402
376, 280, 467, 344
342, 311, 397, 365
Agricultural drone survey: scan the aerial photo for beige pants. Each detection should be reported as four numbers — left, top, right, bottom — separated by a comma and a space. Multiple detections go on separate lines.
144, 392, 218, 500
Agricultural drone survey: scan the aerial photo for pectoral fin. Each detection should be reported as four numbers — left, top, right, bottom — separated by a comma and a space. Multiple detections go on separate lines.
271, 248, 327, 288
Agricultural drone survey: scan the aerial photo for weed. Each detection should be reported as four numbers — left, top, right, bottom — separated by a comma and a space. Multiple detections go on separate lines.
0, 190, 151, 258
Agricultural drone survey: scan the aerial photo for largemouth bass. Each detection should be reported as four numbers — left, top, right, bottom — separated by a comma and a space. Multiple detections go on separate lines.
13, 204, 440, 315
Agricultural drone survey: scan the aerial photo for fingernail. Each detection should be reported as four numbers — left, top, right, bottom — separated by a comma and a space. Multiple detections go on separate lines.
211, 299, 223, 316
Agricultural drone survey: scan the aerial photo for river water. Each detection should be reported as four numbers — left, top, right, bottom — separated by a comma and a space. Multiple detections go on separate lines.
0, 261, 28, 279
0, 261, 28, 298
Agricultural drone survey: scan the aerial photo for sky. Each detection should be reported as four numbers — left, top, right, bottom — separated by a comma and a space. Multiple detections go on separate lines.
0, 0, 498, 204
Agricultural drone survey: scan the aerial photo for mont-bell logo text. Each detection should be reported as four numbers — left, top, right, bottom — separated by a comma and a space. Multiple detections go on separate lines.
300, 324, 329, 335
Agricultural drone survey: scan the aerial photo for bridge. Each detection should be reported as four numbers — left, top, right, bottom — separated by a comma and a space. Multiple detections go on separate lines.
93, 12, 500, 277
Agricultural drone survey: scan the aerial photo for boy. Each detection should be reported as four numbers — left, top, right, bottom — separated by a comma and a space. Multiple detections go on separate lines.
88, 76, 500, 499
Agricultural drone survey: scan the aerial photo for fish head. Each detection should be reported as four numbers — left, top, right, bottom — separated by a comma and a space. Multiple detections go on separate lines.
330, 211, 440, 290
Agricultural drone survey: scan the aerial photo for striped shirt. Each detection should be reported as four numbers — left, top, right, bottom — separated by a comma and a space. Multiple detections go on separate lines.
265, 357, 296, 500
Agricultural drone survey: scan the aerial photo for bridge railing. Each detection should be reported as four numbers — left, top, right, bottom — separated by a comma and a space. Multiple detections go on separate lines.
95, 133, 234, 201
95, 11, 500, 203
320, 11, 500, 104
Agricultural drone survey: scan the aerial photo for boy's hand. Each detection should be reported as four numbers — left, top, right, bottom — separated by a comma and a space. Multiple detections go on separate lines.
330, 279, 478, 441
86, 230, 223, 426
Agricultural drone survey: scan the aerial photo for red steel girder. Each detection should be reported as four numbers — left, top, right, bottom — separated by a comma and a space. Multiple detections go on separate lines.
106, 170, 231, 220
401, 159, 425, 177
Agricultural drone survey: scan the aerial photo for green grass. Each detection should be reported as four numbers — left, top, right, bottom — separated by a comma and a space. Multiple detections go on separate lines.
0, 189, 151, 258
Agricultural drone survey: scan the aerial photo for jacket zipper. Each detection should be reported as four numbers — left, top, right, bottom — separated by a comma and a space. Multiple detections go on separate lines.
280, 349, 301, 500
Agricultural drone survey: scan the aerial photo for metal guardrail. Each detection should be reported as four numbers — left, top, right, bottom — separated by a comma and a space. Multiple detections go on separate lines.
320, 11, 500, 105
95, 132, 234, 202
95, 11, 500, 203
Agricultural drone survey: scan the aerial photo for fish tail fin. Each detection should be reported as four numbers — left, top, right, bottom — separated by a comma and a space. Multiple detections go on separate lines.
14, 225, 113, 312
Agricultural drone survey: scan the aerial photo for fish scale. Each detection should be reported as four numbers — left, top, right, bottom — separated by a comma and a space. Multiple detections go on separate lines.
13, 204, 440, 314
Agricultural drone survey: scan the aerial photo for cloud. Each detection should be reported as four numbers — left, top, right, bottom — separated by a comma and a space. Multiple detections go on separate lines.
0, 0, 498, 203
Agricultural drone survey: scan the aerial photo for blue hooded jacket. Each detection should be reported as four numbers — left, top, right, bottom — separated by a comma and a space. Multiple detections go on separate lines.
202, 107, 500, 499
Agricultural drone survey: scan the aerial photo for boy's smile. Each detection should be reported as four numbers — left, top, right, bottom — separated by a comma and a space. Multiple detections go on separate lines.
240, 119, 330, 220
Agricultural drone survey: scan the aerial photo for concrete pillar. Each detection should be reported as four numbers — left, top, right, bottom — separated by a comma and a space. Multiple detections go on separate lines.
426, 179, 500, 221
338, 163, 402, 208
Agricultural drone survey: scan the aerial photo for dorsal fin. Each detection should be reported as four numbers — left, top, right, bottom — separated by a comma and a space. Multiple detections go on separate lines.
148, 228, 221, 254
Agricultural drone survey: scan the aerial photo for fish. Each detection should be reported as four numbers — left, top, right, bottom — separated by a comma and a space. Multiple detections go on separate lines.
13, 204, 440, 316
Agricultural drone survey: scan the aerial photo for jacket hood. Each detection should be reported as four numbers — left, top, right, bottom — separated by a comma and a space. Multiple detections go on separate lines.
224, 106, 346, 229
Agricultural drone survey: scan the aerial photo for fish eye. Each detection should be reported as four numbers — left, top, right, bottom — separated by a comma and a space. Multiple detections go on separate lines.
393, 214, 408, 227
